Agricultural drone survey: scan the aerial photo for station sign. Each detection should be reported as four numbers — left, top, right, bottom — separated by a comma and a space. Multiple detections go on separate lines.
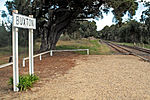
13, 13, 36, 29
12, 10, 36, 91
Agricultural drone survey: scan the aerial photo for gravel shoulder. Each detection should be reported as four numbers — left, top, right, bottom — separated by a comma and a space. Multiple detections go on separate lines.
1, 54, 150, 100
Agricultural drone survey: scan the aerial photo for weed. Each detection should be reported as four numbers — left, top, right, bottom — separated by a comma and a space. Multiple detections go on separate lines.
9, 74, 39, 91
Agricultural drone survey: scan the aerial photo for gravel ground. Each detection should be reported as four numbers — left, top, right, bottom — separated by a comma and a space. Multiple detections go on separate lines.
1, 54, 150, 100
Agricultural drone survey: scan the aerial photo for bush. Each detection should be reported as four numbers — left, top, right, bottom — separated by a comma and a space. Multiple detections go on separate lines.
9, 74, 39, 91
59, 34, 71, 41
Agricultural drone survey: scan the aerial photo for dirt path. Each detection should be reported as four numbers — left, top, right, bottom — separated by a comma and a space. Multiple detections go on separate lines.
1, 55, 150, 100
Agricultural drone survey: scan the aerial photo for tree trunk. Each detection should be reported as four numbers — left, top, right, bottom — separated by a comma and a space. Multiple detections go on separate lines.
39, 26, 49, 52
39, 9, 72, 51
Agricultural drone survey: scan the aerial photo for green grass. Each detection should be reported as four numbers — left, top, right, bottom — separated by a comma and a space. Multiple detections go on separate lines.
9, 74, 39, 91
56, 39, 113, 55
144, 44, 150, 49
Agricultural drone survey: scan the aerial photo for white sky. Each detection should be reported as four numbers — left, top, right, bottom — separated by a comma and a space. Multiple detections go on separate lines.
0, 0, 8, 12
0, 0, 149, 31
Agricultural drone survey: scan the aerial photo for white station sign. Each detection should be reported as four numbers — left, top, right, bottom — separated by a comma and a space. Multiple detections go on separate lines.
13, 13, 36, 29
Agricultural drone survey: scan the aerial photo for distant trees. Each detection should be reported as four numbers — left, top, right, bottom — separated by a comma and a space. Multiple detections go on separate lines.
99, 1, 150, 44
66, 21, 98, 39
0, 10, 29, 47
141, 2, 150, 43
0, 23, 10, 47
99, 19, 150, 44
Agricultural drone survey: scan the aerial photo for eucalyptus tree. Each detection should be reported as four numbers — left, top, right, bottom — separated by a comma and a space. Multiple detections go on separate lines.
141, 1, 150, 43
5, 0, 138, 51
99, 25, 111, 40
99, 20, 145, 43
79, 21, 98, 38
0, 23, 10, 47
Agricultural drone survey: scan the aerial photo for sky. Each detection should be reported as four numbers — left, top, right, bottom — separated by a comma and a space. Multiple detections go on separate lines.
0, 0, 8, 12
0, 0, 149, 30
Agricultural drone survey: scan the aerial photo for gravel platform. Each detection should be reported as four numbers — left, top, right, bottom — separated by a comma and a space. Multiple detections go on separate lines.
1, 54, 150, 100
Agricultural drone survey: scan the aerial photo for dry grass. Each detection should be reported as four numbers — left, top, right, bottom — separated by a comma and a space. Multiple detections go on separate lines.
56, 39, 113, 55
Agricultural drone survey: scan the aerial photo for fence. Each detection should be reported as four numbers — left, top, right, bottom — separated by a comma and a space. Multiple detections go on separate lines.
23, 49, 89, 67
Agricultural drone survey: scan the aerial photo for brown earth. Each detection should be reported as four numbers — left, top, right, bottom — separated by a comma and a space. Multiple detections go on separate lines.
1, 53, 150, 100
0, 52, 78, 99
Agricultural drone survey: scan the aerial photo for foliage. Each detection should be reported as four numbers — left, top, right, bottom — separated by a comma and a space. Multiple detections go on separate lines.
9, 77, 13, 85
143, 2, 150, 38
141, 2, 150, 22
9, 74, 39, 91
99, 1, 150, 44
99, 19, 150, 44
0, 23, 11, 47
0, 11, 38, 49
67, 21, 98, 39
5, 0, 138, 51
59, 34, 71, 41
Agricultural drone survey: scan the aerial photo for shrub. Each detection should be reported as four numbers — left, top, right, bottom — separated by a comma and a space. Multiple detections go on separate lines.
59, 34, 71, 41
9, 74, 39, 91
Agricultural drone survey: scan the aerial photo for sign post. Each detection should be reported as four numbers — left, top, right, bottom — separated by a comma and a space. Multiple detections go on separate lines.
12, 10, 19, 92
12, 10, 36, 91
29, 15, 34, 75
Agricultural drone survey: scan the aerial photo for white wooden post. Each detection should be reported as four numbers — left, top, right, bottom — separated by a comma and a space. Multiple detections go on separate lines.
12, 10, 19, 92
40, 55, 42, 60
50, 50, 53, 56
29, 15, 34, 75
23, 58, 25, 67
87, 49, 89, 55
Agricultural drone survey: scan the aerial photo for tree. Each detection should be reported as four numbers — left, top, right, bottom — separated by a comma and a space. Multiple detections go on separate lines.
0, 22, 10, 47
5, 0, 138, 51
140, 1, 150, 43
67, 21, 98, 39
98, 19, 150, 44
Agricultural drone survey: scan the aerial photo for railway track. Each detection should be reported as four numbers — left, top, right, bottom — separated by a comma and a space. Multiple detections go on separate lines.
102, 40, 150, 62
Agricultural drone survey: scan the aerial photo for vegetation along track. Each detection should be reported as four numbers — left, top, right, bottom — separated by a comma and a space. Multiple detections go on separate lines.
102, 40, 150, 62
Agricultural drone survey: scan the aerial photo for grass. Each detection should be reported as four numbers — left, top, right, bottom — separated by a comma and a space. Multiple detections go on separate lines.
9, 74, 39, 91
115, 42, 150, 49
56, 39, 113, 55
0, 46, 12, 56
144, 44, 150, 49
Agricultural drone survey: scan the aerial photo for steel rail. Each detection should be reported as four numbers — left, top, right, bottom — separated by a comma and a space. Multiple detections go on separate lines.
103, 40, 150, 62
